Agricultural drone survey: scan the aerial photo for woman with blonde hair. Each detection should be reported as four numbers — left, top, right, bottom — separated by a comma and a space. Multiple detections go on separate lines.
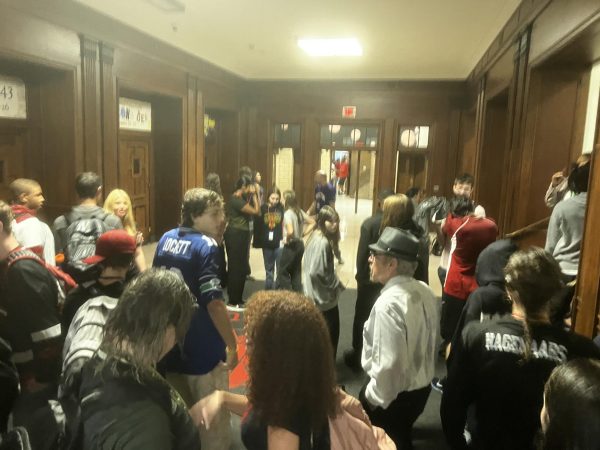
380, 194, 429, 283
104, 188, 147, 271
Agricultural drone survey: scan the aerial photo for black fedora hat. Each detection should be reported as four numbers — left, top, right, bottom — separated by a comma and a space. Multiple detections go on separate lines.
369, 227, 419, 261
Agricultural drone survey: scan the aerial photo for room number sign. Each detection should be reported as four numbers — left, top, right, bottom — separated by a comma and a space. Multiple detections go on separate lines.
0, 75, 27, 119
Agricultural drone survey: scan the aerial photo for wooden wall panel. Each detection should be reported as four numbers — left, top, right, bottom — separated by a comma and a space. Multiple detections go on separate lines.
514, 68, 589, 230
152, 97, 183, 237
485, 46, 515, 99
573, 112, 600, 338
477, 94, 509, 223
80, 36, 102, 174
529, 0, 600, 65
39, 71, 78, 218
100, 44, 118, 193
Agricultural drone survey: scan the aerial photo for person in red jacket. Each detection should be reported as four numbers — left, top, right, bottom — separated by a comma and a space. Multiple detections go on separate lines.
440, 196, 497, 352
337, 156, 349, 195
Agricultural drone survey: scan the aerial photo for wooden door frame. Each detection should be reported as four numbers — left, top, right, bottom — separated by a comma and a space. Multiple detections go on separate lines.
117, 130, 154, 239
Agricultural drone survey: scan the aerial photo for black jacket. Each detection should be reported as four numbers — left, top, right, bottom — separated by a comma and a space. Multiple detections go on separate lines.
355, 212, 429, 285
442, 316, 600, 450
78, 356, 199, 450
355, 211, 383, 285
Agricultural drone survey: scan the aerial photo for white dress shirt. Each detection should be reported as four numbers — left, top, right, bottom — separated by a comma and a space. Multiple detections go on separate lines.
361, 275, 438, 408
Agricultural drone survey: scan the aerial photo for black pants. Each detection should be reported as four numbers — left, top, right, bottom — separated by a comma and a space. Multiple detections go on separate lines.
360, 384, 431, 450
322, 306, 340, 359
440, 292, 466, 343
276, 239, 304, 292
351, 282, 382, 353
225, 227, 250, 305
438, 266, 447, 288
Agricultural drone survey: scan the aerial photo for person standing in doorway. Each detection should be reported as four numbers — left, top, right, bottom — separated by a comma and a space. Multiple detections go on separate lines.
338, 156, 349, 195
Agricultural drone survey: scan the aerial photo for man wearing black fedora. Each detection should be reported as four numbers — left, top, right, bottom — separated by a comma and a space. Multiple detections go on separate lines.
360, 226, 438, 450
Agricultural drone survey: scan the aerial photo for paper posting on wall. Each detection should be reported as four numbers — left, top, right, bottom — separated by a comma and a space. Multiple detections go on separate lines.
119, 97, 152, 132
0, 75, 27, 119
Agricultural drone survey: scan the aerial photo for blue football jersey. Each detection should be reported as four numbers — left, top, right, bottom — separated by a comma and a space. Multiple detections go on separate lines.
153, 227, 226, 375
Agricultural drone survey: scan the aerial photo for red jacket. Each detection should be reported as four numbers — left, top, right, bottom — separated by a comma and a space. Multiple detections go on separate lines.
443, 214, 497, 300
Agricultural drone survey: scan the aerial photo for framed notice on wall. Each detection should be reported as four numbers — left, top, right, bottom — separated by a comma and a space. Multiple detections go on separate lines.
119, 97, 152, 132
0, 75, 27, 119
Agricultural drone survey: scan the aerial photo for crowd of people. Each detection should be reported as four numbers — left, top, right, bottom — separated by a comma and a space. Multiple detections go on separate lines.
0, 155, 598, 450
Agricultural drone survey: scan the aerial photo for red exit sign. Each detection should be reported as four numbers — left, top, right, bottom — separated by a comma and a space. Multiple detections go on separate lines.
342, 106, 356, 118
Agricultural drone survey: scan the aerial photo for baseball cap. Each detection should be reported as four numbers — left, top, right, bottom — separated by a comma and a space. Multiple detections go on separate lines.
82, 229, 136, 265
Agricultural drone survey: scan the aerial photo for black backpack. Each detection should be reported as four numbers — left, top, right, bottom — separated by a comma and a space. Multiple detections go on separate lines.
63, 211, 109, 264
7, 383, 81, 450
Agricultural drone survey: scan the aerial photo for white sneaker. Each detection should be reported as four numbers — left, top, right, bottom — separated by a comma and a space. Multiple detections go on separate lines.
226, 303, 246, 312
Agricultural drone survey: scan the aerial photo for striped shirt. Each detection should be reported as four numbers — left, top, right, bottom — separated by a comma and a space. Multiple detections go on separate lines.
61, 295, 117, 390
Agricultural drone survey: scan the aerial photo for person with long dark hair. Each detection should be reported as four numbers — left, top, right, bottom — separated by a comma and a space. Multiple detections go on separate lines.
539, 358, 600, 450
192, 291, 338, 449
224, 176, 260, 308
276, 189, 314, 292
256, 186, 284, 290
303, 205, 345, 357
441, 248, 600, 450
76, 269, 198, 449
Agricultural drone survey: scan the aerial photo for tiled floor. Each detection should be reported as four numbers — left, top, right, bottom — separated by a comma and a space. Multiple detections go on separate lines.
143, 195, 447, 449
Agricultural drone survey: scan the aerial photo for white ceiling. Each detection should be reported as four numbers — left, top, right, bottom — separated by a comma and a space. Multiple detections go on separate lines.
73, 0, 521, 80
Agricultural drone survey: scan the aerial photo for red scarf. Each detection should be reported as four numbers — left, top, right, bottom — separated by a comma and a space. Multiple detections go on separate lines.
10, 204, 36, 223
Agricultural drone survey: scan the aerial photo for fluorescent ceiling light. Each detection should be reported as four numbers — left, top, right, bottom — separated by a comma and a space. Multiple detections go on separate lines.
298, 38, 362, 56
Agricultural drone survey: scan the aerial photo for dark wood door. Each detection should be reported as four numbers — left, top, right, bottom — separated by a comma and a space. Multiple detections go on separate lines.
118, 137, 151, 238
396, 152, 429, 195
0, 131, 25, 201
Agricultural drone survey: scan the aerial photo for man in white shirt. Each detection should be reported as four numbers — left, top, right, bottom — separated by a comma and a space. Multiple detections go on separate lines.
9, 178, 56, 265
360, 226, 439, 450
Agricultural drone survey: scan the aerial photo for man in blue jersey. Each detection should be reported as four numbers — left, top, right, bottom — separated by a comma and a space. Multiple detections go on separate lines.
153, 188, 237, 450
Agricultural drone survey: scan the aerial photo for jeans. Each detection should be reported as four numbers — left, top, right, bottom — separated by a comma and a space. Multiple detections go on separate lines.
276, 239, 304, 292
262, 247, 282, 290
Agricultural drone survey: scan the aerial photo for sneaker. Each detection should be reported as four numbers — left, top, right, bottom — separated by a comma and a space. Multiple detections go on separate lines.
343, 350, 362, 372
226, 303, 246, 312
431, 377, 444, 393
246, 275, 256, 281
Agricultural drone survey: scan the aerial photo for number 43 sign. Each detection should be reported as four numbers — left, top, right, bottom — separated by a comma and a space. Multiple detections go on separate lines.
0, 75, 27, 119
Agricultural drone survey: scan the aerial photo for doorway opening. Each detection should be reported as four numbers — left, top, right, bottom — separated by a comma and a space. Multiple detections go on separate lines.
118, 88, 183, 240
395, 125, 431, 196
320, 124, 378, 214
271, 123, 301, 193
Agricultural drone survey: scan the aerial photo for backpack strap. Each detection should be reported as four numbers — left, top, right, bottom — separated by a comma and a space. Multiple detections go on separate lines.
8, 248, 77, 291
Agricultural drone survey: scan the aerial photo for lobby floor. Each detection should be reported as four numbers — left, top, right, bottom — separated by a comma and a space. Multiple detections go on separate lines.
143, 194, 447, 449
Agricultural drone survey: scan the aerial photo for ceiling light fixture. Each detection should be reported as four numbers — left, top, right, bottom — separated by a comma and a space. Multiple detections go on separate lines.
298, 38, 362, 56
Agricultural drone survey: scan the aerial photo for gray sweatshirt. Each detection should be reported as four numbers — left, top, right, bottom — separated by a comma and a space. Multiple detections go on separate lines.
545, 193, 587, 276
303, 232, 344, 311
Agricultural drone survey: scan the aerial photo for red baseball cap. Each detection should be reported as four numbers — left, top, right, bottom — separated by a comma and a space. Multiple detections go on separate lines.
82, 229, 136, 265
